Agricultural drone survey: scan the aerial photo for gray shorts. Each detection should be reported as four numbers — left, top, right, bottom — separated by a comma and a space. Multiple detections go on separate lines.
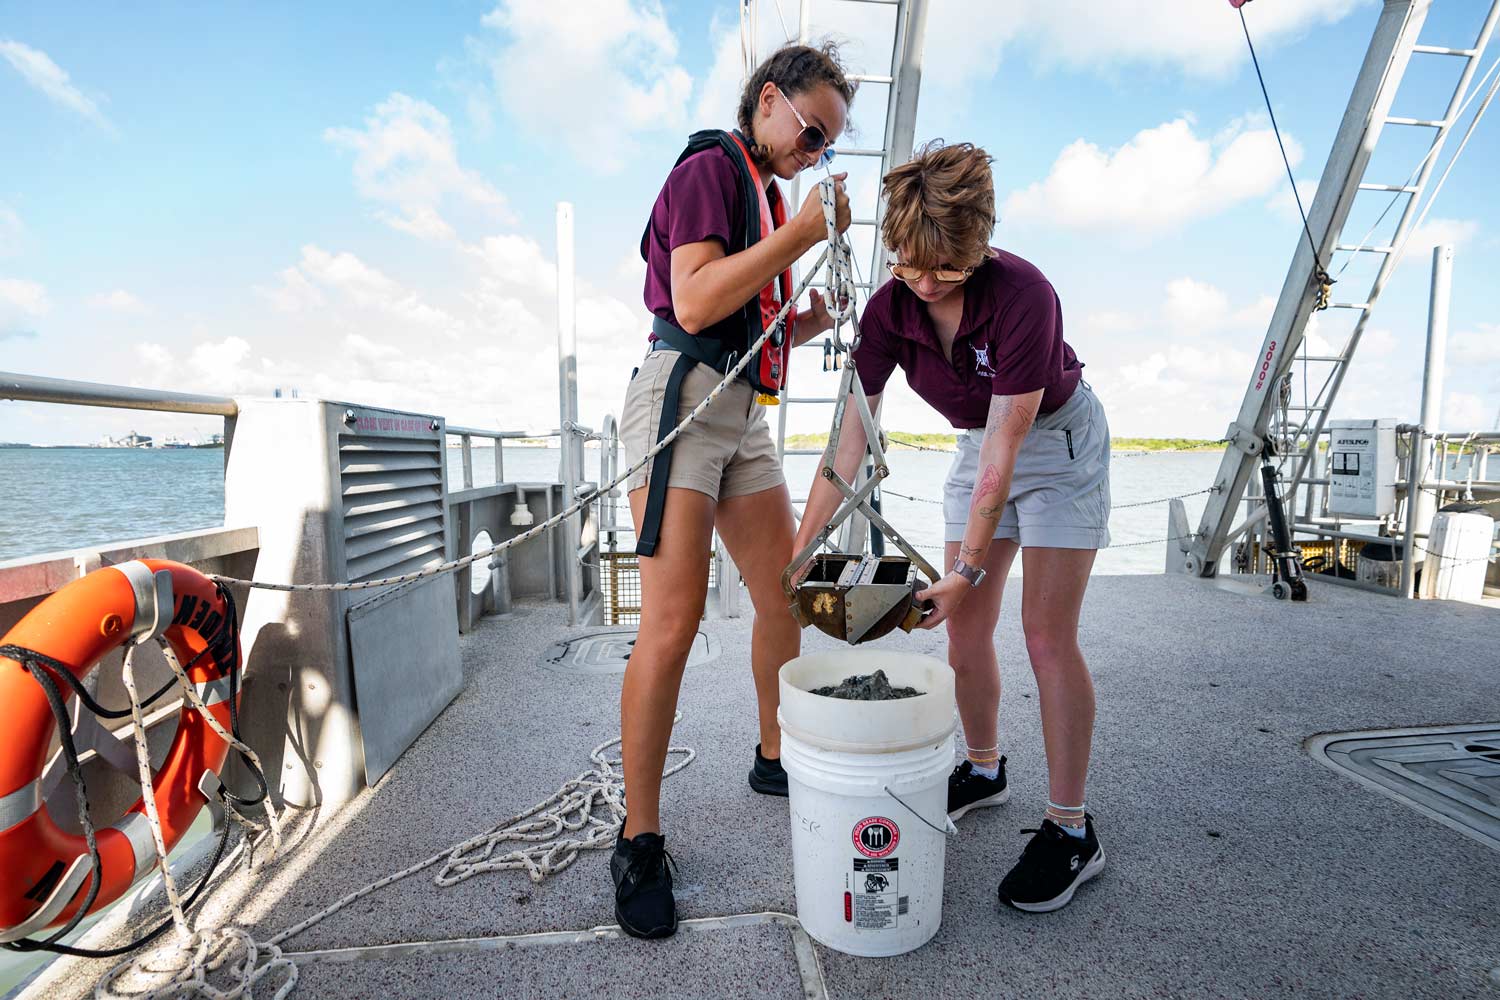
620, 348, 785, 501
942, 384, 1111, 549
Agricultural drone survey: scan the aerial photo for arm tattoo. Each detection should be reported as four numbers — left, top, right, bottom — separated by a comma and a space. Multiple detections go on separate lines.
970, 463, 1003, 518
959, 543, 983, 560
983, 396, 1016, 438
983, 391, 1039, 441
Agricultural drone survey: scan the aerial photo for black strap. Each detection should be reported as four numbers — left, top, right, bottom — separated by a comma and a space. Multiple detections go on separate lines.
651, 316, 733, 373
636, 351, 698, 558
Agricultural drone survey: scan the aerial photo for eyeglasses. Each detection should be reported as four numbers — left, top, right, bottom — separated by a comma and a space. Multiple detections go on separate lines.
776, 86, 836, 167
886, 261, 977, 283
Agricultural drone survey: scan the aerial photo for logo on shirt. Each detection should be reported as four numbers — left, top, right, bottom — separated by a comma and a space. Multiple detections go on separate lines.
972, 344, 997, 378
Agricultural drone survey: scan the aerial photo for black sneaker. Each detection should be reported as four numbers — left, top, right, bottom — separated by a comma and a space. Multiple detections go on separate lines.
947, 758, 1010, 820
610, 831, 678, 939
997, 816, 1105, 913
748, 744, 788, 797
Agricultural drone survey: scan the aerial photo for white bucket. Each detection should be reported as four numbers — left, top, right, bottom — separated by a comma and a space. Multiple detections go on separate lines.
778, 649, 955, 957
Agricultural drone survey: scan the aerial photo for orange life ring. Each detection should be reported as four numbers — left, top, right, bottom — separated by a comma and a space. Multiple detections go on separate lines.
0, 559, 239, 938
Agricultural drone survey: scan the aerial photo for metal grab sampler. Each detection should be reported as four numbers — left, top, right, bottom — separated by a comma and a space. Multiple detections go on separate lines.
779, 319, 939, 645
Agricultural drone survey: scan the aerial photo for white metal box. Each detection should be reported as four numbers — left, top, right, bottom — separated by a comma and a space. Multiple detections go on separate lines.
1327, 419, 1397, 517
1420, 508, 1495, 602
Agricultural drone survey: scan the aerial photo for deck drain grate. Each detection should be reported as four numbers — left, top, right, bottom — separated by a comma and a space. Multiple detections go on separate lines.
1307, 724, 1500, 851
542, 629, 719, 675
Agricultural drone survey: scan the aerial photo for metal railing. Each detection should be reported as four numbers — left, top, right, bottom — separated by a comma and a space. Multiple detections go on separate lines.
1278, 425, 1499, 598
2, 369, 610, 627
1, 370, 238, 417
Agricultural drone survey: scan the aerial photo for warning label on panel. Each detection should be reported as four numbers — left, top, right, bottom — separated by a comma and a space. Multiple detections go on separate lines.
851, 858, 900, 929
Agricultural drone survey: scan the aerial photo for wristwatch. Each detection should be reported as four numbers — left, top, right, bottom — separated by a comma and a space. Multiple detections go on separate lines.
951, 558, 986, 588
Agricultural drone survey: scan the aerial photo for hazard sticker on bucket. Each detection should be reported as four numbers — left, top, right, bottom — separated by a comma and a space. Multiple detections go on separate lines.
851, 858, 900, 929
851, 816, 900, 858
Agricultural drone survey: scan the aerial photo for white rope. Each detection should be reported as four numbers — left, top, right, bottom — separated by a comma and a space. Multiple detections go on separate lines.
207, 180, 852, 596
268, 735, 695, 948
95, 643, 295, 1000
819, 180, 857, 331
92, 713, 695, 998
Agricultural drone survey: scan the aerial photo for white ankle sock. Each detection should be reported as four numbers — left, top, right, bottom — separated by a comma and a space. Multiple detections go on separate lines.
968, 759, 999, 779
1047, 800, 1087, 837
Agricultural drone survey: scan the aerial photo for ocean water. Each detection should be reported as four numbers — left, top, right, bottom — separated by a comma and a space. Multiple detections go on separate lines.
0, 444, 1224, 573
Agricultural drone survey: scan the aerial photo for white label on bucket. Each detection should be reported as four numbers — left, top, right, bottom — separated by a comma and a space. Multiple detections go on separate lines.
851, 858, 900, 930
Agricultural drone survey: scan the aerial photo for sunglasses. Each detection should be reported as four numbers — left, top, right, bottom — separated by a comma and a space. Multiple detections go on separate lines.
886, 261, 977, 283
776, 86, 836, 167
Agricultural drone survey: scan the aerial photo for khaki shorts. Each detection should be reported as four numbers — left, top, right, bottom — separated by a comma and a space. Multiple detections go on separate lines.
620, 348, 786, 501
942, 383, 1112, 549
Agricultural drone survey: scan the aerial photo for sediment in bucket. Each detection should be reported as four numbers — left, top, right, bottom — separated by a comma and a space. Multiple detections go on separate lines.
778, 650, 955, 957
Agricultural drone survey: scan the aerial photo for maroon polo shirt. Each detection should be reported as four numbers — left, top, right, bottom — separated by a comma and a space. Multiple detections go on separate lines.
642, 147, 747, 336
853, 250, 1082, 427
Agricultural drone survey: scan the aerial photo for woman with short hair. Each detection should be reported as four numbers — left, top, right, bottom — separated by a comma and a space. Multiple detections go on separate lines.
797, 140, 1110, 913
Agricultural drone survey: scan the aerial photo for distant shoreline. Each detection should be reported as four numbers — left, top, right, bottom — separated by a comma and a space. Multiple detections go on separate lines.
783, 433, 1227, 454
0, 443, 225, 450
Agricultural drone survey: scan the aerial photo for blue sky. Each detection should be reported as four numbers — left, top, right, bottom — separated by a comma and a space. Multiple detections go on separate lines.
2, 0, 1496, 446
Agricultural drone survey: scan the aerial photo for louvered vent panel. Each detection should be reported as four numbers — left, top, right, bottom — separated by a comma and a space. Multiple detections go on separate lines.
339, 434, 446, 584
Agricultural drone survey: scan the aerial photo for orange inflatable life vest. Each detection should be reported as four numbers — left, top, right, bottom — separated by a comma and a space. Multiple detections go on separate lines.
0, 560, 238, 939
642, 127, 796, 401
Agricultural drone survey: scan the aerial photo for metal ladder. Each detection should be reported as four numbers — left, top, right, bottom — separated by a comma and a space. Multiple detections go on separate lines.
1182, 0, 1500, 577
769, 0, 931, 552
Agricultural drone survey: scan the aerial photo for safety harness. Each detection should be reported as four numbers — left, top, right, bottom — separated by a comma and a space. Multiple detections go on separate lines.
636, 128, 796, 557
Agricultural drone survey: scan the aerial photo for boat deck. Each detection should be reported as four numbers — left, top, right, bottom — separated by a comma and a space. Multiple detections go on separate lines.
16, 573, 1500, 1000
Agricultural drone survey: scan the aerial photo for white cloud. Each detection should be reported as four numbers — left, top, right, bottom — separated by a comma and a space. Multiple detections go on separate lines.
1002, 117, 1300, 232
0, 204, 22, 257
382, 206, 457, 243
267, 245, 462, 331
924, 0, 1368, 89
693, 15, 748, 129
89, 289, 151, 315
1399, 217, 1479, 265
222, 228, 649, 435
0, 277, 49, 317
1163, 278, 1230, 335
0, 39, 112, 129
134, 337, 261, 395
1450, 323, 1500, 365
614, 247, 647, 286
1, 277, 48, 340
1442, 391, 1490, 431
325, 93, 509, 239
1269, 178, 1319, 223
469, 234, 556, 291
133, 342, 173, 378
1075, 277, 1282, 436
259, 266, 326, 313
1360, 327, 1398, 357
187, 337, 253, 381
475, 0, 693, 171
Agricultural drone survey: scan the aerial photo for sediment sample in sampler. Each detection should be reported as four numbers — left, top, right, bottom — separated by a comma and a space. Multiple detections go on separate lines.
809, 669, 922, 701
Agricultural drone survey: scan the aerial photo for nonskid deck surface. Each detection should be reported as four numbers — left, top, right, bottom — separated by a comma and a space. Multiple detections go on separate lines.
17, 575, 1500, 1000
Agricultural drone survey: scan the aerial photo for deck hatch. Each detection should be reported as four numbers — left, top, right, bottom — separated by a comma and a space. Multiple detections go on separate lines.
1307, 724, 1500, 851
542, 629, 719, 674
